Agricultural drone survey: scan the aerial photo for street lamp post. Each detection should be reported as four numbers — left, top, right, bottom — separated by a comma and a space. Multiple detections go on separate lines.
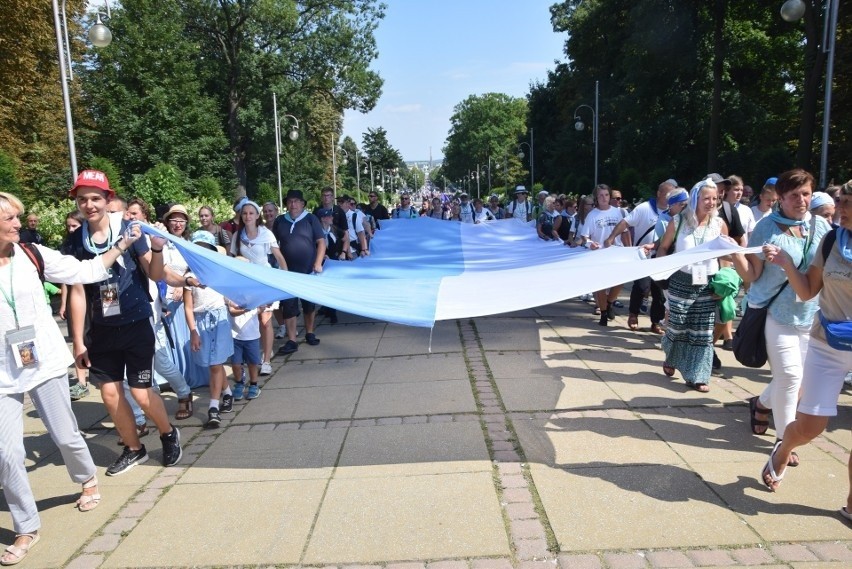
781, 0, 838, 189
338, 147, 350, 196
272, 93, 299, 208
52, 0, 113, 180
517, 129, 534, 192
573, 80, 599, 188
363, 162, 374, 194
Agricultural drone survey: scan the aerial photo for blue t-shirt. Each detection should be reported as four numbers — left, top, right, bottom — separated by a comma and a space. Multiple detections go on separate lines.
746, 214, 831, 326
69, 219, 152, 327
272, 212, 324, 274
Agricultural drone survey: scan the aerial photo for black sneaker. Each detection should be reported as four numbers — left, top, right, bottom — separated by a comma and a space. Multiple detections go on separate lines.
221, 394, 234, 413
278, 339, 298, 355
305, 333, 320, 346
205, 408, 221, 429
160, 426, 182, 466
106, 445, 149, 476
598, 313, 608, 326
712, 351, 722, 371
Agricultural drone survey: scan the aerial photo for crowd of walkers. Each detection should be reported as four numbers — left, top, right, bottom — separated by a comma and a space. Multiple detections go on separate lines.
0, 167, 850, 564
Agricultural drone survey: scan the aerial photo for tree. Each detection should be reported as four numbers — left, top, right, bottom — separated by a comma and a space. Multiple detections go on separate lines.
81, 0, 231, 190
181, 0, 385, 196
442, 93, 528, 192
0, 0, 87, 195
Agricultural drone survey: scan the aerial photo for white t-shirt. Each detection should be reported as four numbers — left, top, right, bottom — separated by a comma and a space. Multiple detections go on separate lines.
506, 199, 531, 221
751, 205, 772, 223
624, 201, 661, 246
186, 272, 226, 313
734, 202, 756, 235
344, 209, 366, 237
230, 226, 278, 267
581, 207, 625, 246
458, 202, 475, 223
231, 307, 260, 341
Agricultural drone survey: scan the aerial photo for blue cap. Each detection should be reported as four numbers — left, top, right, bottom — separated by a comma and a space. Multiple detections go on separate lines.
764, 177, 778, 187
316, 208, 333, 217
190, 230, 217, 250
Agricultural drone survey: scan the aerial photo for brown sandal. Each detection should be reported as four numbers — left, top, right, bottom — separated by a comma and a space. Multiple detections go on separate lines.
175, 396, 193, 421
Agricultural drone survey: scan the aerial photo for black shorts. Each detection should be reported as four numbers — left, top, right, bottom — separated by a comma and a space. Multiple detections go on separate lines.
87, 319, 155, 389
281, 297, 316, 319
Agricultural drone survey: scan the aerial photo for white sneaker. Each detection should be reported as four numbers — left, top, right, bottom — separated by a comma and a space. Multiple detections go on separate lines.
844, 371, 852, 386
275, 325, 286, 339
260, 361, 272, 376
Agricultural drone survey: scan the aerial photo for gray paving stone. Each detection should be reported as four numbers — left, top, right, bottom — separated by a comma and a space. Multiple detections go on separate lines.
770, 544, 819, 562
645, 550, 693, 568
557, 553, 602, 569
685, 549, 736, 566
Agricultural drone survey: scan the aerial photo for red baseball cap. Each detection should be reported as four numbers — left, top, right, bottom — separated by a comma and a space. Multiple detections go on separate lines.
70, 169, 115, 198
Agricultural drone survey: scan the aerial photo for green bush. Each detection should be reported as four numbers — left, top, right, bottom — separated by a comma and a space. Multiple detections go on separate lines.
131, 164, 190, 207
0, 150, 21, 193
27, 200, 77, 248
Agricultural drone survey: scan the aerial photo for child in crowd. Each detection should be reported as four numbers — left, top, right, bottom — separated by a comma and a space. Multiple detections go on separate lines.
227, 297, 262, 401
184, 231, 234, 428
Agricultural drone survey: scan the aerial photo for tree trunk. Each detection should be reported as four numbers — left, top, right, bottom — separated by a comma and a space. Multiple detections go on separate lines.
794, 1, 827, 172
707, 0, 726, 172
228, 80, 247, 198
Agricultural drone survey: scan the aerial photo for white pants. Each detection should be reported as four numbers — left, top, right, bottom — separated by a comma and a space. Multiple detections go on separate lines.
798, 336, 852, 416
0, 374, 96, 533
758, 313, 810, 439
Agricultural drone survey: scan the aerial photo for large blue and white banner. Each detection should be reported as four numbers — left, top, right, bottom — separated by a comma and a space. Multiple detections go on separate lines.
143, 218, 758, 328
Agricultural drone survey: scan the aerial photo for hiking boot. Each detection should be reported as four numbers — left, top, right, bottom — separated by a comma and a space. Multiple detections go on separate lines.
160, 426, 182, 466
205, 408, 221, 429
233, 381, 245, 401
221, 393, 234, 413
106, 445, 148, 476
278, 340, 298, 355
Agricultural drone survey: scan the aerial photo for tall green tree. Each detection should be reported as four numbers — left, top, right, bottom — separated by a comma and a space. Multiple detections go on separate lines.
0, 0, 87, 196
81, 0, 231, 191
182, 0, 385, 197
442, 93, 528, 191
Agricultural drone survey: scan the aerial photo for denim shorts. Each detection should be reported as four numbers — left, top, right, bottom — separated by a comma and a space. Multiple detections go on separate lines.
231, 338, 262, 366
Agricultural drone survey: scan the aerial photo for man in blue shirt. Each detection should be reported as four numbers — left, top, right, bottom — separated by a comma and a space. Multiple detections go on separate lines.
273, 189, 326, 354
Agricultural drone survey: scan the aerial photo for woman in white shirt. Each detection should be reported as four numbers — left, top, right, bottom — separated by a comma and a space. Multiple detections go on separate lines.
655, 179, 729, 392
0, 193, 143, 565
229, 200, 288, 375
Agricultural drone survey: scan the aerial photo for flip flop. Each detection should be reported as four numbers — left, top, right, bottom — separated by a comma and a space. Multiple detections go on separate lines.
662, 363, 675, 377
748, 396, 771, 435
1, 533, 39, 566
687, 382, 710, 392
761, 440, 786, 492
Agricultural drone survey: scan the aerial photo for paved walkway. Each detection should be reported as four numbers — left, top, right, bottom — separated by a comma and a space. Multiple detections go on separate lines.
4, 298, 852, 568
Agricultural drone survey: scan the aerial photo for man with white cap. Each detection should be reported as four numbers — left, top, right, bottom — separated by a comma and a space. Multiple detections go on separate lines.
505, 186, 532, 222
531, 190, 549, 220
457, 193, 475, 223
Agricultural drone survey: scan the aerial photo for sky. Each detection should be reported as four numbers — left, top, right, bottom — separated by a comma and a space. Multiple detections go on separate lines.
342, 0, 568, 163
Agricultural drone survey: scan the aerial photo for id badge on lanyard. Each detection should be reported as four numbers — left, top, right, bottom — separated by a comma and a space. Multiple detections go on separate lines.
100, 268, 122, 317
6, 325, 38, 368
691, 264, 708, 286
